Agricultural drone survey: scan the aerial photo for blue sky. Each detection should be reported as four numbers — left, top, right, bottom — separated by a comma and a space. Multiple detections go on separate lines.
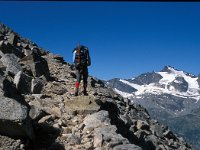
1, 2, 200, 80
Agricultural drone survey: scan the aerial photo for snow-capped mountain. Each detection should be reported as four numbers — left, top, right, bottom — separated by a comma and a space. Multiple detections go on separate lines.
110, 66, 200, 101
107, 66, 200, 150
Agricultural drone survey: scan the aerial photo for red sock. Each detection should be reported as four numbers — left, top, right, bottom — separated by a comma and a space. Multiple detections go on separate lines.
75, 82, 79, 88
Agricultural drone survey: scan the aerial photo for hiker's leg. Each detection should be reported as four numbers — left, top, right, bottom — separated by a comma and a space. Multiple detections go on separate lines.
83, 67, 88, 95
75, 69, 81, 96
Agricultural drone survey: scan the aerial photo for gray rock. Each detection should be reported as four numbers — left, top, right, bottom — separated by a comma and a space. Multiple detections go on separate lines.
94, 125, 128, 146
24, 49, 32, 56
94, 129, 103, 147
31, 78, 44, 94
150, 124, 165, 138
14, 71, 32, 94
119, 114, 133, 126
90, 77, 105, 88
113, 144, 142, 150
2, 75, 25, 102
163, 129, 177, 140
0, 135, 21, 150
67, 134, 81, 145
7, 32, 18, 45
65, 95, 100, 116
1, 53, 22, 75
0, 60, 6, 75
134, 130, 150, 140
0, 96, 34, 139
0, 41, 23, 58
136, 120, 150, 130
0, 23, 10, 34
38, 115, 54, 124
29, 105, 47, 121
144, 135, 159, 150
83, 110, 110, 130
19, 52, 50, 80
31, 47, 47, 56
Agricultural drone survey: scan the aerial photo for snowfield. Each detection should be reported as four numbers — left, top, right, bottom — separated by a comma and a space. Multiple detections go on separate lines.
115, 67, 200, 101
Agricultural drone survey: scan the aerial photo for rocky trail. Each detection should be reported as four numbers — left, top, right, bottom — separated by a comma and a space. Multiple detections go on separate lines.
0, 23, 193, 150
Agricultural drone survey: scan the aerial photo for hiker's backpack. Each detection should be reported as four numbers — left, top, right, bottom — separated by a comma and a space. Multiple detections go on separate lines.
74, 45, 88, 68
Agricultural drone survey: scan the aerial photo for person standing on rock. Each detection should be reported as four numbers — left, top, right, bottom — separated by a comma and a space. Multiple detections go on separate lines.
73, 44, 91, 96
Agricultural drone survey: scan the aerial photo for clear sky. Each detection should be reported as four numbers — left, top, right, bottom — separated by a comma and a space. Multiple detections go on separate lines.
0, 2, 200, 80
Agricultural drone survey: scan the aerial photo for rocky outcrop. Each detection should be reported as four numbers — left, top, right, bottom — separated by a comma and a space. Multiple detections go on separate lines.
1, 54, 22, 76
169, 76, 188, 92
130, 72, 163, 85
0, 96, 34, 140
14, 71, 32, 94
0, 73, 34, 140
19, 51, 50, 80
65, 95, 100, 115
107, 78, 137, 93
0, 22, 193, 150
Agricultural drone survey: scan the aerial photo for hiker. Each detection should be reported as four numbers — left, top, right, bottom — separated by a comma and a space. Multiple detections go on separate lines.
73, 44, 91, 96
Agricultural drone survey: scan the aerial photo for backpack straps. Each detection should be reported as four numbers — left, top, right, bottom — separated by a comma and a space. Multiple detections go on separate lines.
73, 44, 91, 67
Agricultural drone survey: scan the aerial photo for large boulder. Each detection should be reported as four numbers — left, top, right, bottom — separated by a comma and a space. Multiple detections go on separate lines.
14, 71, 32, 94
19, 52, 50, 80
83, 111, 140, 149
0, 96, 34, 139
31, 77, 44, 94
6, 32, 18, 45
65, 95, 100, 115
1, 53, 22, 76
83, 110, 110, 130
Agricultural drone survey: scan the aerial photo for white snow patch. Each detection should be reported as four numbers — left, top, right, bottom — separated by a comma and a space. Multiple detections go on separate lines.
114, 88, 132, 98
158, 67, 199, 90
117, 76, 200, 101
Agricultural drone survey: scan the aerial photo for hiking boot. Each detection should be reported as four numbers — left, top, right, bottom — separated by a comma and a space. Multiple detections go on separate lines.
75, 88, 79, 96
75, 92, 78, 96
83, 90, 88, 96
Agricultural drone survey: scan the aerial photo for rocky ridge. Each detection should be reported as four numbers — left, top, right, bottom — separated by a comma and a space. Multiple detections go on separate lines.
107, 66, 200, 149
0, 23, 192, 150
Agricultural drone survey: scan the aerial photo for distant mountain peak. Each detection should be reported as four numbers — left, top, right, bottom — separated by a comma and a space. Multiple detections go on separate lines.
160, 65, 196, 78
160, 65, 179, 73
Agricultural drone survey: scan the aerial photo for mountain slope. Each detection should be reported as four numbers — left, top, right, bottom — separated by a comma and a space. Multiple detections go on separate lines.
107, 66, 200, 150
0, 22, 192, 150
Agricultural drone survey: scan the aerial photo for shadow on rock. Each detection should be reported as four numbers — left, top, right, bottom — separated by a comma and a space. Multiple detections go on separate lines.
32, 122, 64, 150
100, 100, 139, 145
